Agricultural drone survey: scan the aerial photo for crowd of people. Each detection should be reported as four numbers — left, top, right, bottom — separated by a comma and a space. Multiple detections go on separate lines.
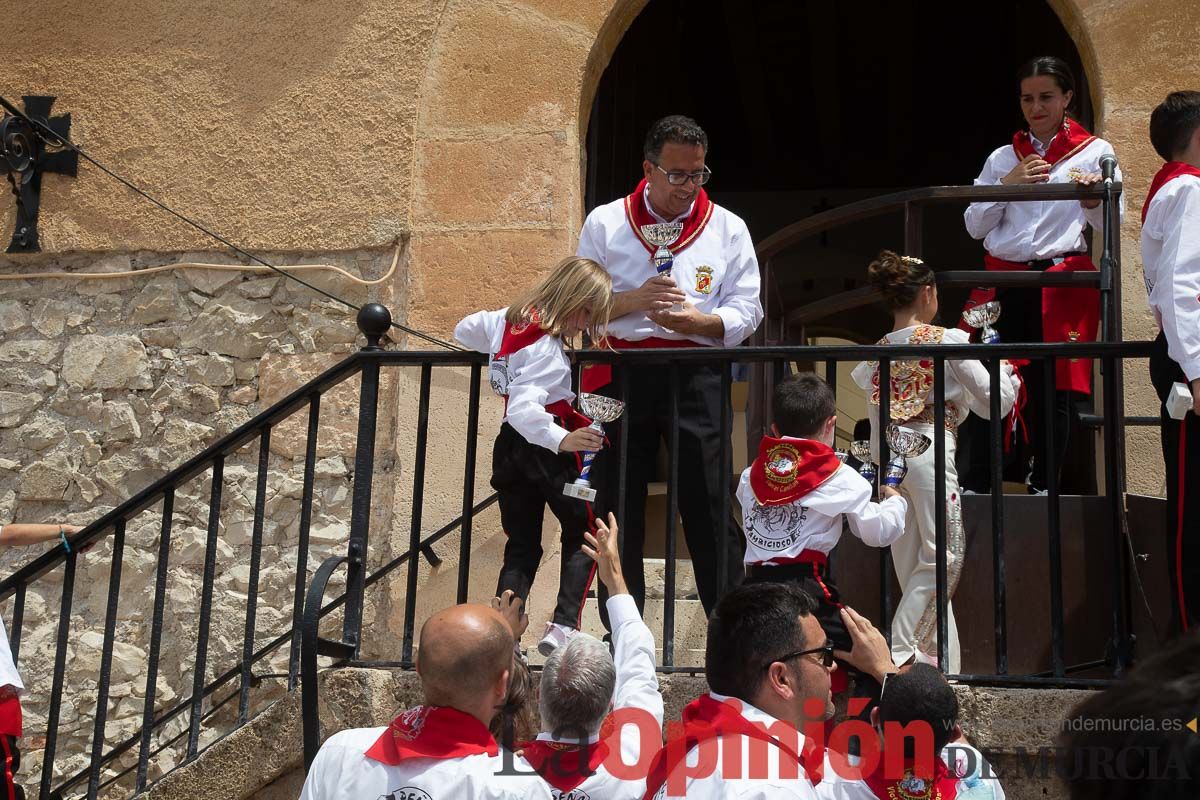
297, 57, 1200, 798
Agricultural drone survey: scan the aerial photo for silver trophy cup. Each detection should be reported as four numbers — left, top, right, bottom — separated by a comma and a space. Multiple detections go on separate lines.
849, 440, 877, 484
640, 222, 684, 272
962, 300, 1002, 344
563, 393, 626, 502
882, 424, 932, 487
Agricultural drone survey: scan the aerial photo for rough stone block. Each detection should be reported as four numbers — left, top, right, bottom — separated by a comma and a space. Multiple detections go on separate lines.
62, 334, 152, 390
0, 391, 43, 428
258, 352, 362, 459
18, 460, 71, 500
0, 301, 29, 334
0, 338, 62, 366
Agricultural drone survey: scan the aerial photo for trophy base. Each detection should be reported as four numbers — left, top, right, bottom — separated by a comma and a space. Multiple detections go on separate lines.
563, 482, 597, 502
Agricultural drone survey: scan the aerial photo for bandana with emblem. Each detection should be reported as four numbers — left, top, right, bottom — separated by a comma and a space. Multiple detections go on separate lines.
364, 705, 498, 764
863, 756, 958, 800
519, 739, 611, 793
749, 436, 842, 506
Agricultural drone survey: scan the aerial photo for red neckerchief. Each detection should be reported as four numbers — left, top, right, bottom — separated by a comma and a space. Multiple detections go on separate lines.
623, 178, 714, 261
641, 695, 823, 800
364, 705, 498, 764
497, 308, 547, 358
749, 436, 842, 506
519, 739, 611, 793
1011, 117, 1095, 166
863, 755, 958, 800
1142, 161, 1200, 223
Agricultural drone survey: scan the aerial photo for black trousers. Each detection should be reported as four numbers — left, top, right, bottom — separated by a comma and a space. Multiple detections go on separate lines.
595, 364, 743, 620
491, 423, 599, 628
959, 277, 1080, 492
1149, 332, 1200, 637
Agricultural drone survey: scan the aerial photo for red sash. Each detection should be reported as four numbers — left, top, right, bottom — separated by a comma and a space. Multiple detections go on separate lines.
641, 694, 823, 800
624, 179, 714, 262
520, 739, 611, 793
1142, 161, 1200, 223
863, 756, 958, 800
1011, 117, 1095, 166
365, 705, 498, 764
749, 437, 842, 506
960, 254, 1097, 394
0, 695, 21, 738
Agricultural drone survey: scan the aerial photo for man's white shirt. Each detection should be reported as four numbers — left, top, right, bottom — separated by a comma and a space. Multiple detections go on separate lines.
576, 193, 763, 348
736, 459, 907, 565
531, 594, 663, 799
455, 308, 574, 453
964, 134, 1124, 262
1142, 174, 1200, 381
298, 725, 551, 800
652, 692, 819, 800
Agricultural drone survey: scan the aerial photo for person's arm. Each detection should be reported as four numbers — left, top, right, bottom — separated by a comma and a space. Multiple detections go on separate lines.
709, 223, 764, 347
454, 309, 503, 353
1151, 183, 1200, 402
832, 606, 897, 685
842, 479, 908, 547
0, 523, 83, 547
504, 345, 599, 454
964, 150, 1015, 240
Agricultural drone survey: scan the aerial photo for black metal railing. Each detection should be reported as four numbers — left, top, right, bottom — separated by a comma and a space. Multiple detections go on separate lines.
0, 179, 1149, 798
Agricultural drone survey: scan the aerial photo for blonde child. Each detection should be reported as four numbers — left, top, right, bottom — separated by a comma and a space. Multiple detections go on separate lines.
455, 257, 614, 656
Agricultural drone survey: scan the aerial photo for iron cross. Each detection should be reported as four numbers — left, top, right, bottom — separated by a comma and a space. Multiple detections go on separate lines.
1, 95, 78, 253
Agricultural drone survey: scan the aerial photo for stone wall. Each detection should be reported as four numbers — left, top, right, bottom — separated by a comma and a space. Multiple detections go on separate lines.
0, 248, 400, 789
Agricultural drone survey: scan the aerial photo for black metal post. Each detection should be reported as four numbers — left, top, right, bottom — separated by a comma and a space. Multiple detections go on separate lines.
87, 518, 126, 800
239, 427, 271, 723
717, 363, 732, 600
137, 489, 174, 792
302, 555, 348, 770
457, 365, 482, 604
1043, 358, 1065, 678
290, 396, 321, 689
8, 584, 23, 667
988, 360, 1008, 674
39, 548, 78, 800
188, 457, 225, 759
663, 362, 680, 668
401, 364, 433, 663
933, 360, 948, 670
344, 360, 382, 654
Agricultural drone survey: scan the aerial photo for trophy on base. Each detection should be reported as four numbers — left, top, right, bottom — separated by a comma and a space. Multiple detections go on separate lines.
850, 440, 877, 484
640, 222, 685, 312
883, 424, 932, 487
563, 393, 626, 502
962, 300, 1002, 344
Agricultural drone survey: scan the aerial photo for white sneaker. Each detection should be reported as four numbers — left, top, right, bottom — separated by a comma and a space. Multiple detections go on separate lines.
538, 622, 576, 656
913, 649, 940, 668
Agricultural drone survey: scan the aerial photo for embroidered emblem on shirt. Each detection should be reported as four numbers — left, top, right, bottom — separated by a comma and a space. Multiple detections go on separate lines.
695, 264, 714, 294
1067, 330, 1080, 363
867, 325, 945, 419
392, 706, 432, 740
763, 443, 801, 486
1067, 166, 1086, 182
385, 789, 434, 800
489, 356, 510, 396
893, 769, 940, 800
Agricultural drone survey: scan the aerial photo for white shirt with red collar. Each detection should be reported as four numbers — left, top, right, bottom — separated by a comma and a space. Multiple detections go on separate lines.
299, 705, 552, 800
521, 594, 663, 800
964, 124, 1124, 263
576, 184, 763, 348
736, 436, 907, 566
1141, 165, 1200, 381
455, 307, 575, 453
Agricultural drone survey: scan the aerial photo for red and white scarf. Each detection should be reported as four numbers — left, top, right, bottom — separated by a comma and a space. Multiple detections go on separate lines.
623, 178, 714, 262
1142, 161, 1200, 223
365, 705, 498, 764
748, 436, 842, 507
520, 739, 611, 794
1011, 117, 1095, 166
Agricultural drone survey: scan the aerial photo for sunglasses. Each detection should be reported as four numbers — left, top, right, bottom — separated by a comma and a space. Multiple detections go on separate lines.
764, 641, 836, 670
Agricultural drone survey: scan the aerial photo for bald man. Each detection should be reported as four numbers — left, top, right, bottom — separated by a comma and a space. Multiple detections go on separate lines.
300, 605, 552, 800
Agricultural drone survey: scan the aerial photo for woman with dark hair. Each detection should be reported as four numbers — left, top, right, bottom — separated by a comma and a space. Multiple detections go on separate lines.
852, 251, 1021, 672
960, 56, 1124, 495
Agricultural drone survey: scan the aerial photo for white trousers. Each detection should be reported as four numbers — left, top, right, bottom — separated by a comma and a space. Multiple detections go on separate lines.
889, 422, 966, 673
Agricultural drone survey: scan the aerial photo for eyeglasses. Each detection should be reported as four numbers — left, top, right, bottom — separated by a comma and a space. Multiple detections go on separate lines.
764, 642, 836, 670
653, 163, 712, 186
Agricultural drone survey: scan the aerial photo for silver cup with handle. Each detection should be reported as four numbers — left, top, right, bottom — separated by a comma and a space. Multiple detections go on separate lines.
563, 393, 626, 502
850, 440, 877, 484
882, 424, 932, 487
962, 300, 1002, 344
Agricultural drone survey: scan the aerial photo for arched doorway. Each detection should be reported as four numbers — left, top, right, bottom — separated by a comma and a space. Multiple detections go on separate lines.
584, 0, 1092, 341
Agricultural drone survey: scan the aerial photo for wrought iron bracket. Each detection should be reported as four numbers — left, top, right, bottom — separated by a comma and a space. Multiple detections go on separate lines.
1, 95, 77, 252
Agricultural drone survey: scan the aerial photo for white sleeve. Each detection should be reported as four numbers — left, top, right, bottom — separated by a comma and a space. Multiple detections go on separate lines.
505, 344, 572, 453
949, 358, 1017, 420
711, 220, 764, 347
1150, 184, 1200, 381
454, 309, 502, 353
964, 151, 1008, 240
608, 593, 663, 767
298, 738, 342, 800
814, 774, 876, 800
843, 483, 908, 547
850, 360, 875, 392
576, 212, 607, 265
1082, 141, 1126, 231
734, 784, 820, 800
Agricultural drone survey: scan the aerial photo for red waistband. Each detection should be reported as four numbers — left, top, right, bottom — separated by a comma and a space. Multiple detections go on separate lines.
604, 336, 706, 349
748, 549, 828, 567
984, 253, 1092, 270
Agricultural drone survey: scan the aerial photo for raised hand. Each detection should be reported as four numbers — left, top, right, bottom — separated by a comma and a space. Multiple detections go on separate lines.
582, 512, 628, 596
1001, 153, 1051, 185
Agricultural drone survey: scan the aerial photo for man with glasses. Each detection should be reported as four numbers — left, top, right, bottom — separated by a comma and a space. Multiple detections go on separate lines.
641, 582, 897, 799
576, 115, 763, 625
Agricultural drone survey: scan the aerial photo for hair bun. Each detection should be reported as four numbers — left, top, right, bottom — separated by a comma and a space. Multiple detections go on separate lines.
867, 250, 933, 310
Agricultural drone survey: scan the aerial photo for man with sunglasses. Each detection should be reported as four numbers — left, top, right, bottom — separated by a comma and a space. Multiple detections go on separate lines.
576, 115, 763, 626
642, 583, 897, 799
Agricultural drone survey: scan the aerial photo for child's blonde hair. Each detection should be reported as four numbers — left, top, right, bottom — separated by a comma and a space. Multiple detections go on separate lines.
506, 256, 613, 342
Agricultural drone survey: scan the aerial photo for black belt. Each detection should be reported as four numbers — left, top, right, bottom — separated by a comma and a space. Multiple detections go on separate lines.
1026, 251, 1086, 271
746, 561, 826, 580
